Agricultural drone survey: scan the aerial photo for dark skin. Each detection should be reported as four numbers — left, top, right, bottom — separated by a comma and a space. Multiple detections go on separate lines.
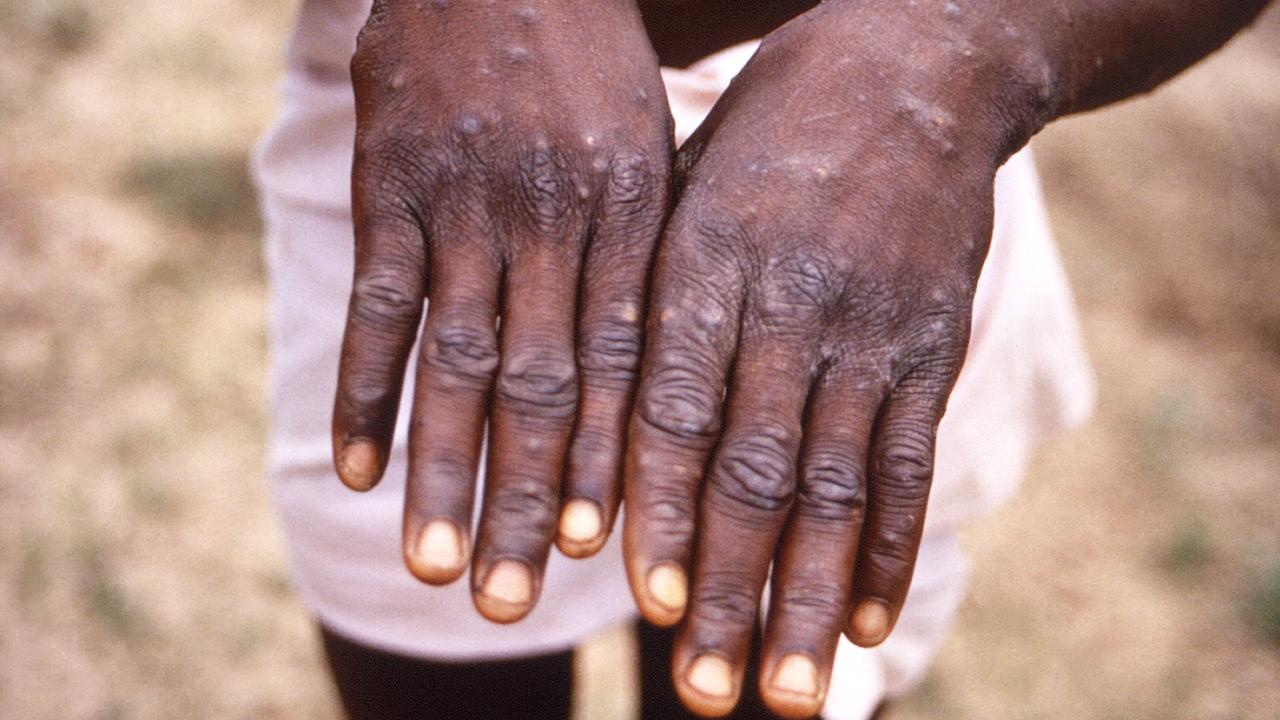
637, 0, 819, 67
332, 0, 1271, 716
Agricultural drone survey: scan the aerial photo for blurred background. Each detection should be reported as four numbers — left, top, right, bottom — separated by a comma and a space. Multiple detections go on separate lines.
1, 1, 1277, 718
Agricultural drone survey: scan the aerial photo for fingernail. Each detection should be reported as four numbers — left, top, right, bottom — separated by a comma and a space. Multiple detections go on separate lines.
558, 499, 603, 544
646, 563, 688, 613
406, 520, 467, 584
770, 654, 819, 698
477, 559, 534, 623
851, 599, 892, 645
337, 439, 380, 491
685, 654, 734, 699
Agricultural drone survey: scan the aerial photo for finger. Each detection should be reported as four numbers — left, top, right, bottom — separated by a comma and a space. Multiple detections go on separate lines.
623, 226, 745, 627
332, 206, 427, 492
847, 367, 953, 647
560, 151, 667, 559
471, 244, 583, 624
402, 241, 501, 585
759, 369, 884, 719
672, 338, 814, 718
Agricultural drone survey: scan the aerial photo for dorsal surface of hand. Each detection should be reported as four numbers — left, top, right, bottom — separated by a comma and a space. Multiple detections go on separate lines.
621, 3, 1047, 716
332, 0, 673, 624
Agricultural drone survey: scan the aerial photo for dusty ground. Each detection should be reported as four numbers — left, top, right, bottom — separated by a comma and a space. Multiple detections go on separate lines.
1, 2, 1277, 719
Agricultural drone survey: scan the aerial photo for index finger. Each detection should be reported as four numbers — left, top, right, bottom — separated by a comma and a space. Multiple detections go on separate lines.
623, 220, 746, 627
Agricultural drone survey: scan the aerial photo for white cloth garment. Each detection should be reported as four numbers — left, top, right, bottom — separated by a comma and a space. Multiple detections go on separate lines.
252, 3, 1095, 717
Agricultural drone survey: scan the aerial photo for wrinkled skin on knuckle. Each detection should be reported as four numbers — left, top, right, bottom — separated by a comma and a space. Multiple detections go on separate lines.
349, 268, 425, 335
507, 140, 583, 238
639, 363, 723, 443
495, 349, 579, 421
894, 303, 971, 380
858, 534, 917, 585
815, 265, 970, 382
709, 423, 798, 514
485, 478, 560, 541
689, 569, 761, 629
872, 421, 935, 503
422, 318, 500, 384
408, 443, 473, 483
340, 373, 402, 422
637, 484, 697, 539
805, 258, 916, 368
376, 111, 506, 210
797, 447, 867, 520
749, 246, 843, 338
774, 578, 851, 621
690, 209, 755, 265
354, 139, 447, 234
602, 150, 662, 222
578, 315, 643, 384
771, 247, 842, 308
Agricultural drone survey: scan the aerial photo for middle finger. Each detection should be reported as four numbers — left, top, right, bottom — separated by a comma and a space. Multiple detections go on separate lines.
674, 332, 816, 717
472, 242, 582, 623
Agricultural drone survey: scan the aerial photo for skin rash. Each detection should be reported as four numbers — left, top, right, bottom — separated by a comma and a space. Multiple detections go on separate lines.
330, 0, 1273, 717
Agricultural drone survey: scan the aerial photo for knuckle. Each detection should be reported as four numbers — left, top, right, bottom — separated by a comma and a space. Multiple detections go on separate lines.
578, 315, 642, 383
797, 447, 866, 518
709, 423, 798, 514
349, 269, 424, 333
604, 151, 659, 216
422, 318, 499, 383
692, 209, 753, 256
873, 422, 935, 496
899, 354, 960, 391
341, 374, 399, 416
513, 140, 578, 233
695, 208, 750, 243
908, 308, 969, 358
658, 209, 754, 279
356, 140, 437, 206
360, 115, 495, 199
860, 535, 918, 581
495, 349, 578, 421
637, 486, 696, 539
690, 570, 759, 629
775, 580, 849, 620
412, 444, 473, 483
638, 364, 722, 443
832, 276, 903, 338
767, 251, 840, 312
486, 478, 559, 538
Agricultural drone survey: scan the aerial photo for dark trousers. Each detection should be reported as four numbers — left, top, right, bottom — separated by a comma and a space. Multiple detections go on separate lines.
320, 620, 790, 720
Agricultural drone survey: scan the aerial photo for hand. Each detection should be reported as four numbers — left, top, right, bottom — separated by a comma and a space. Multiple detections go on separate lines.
621, 3, 1041, 716
332, 0, 672, 623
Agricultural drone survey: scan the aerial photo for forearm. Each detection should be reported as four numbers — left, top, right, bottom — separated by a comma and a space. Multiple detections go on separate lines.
1023, 0, 1272, 117
794, 0, 1273, 160
637, 0, 818, 67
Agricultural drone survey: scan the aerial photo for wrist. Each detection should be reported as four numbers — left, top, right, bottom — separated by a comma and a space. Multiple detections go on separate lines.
773, 0, 1063, 165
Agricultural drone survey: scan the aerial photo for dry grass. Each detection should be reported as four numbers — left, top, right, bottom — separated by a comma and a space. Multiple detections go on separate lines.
0, 2, 1277, 718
